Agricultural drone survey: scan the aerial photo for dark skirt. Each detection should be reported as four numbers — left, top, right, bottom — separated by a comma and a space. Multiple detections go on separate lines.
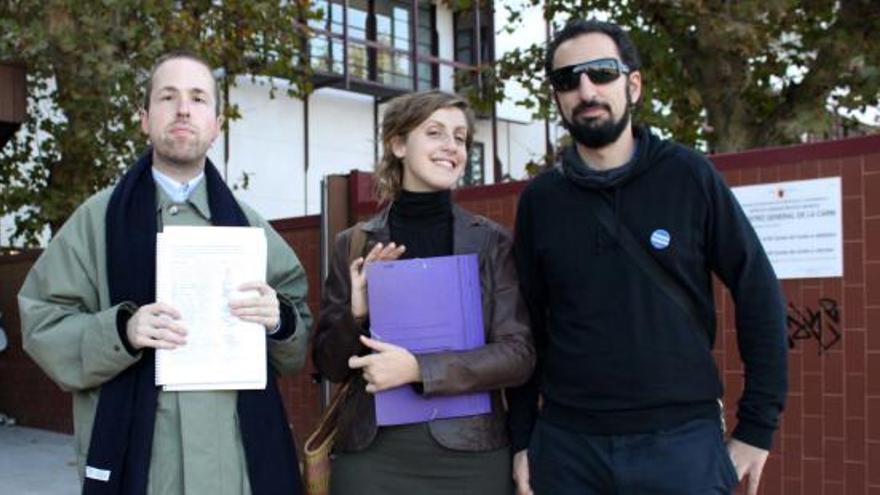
329, 423, 512, 495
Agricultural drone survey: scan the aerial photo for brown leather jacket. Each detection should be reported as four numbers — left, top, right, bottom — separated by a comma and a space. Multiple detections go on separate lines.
312, 203, 535, 452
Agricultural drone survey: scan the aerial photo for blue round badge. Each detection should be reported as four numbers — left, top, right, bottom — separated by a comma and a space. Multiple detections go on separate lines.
650, 229, 671, 250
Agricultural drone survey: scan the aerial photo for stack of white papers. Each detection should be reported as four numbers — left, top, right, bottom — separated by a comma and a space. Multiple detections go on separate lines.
155, 226, 268, 391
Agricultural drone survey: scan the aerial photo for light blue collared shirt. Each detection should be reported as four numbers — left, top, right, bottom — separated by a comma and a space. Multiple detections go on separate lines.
151, 167, 205, 203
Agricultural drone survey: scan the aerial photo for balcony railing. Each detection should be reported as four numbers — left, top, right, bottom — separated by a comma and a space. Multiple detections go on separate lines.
293, 7, 485, 100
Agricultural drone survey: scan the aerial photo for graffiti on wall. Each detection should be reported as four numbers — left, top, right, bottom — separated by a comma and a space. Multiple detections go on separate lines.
787, 298, 841, 354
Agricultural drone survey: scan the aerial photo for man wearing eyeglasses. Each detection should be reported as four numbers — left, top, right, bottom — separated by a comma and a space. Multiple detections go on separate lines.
508, 19, 787, 495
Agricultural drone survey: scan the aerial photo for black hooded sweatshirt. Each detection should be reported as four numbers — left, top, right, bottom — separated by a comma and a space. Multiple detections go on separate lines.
508, 127, 787, 452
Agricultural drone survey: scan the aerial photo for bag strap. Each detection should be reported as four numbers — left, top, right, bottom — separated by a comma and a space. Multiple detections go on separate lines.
348, 222, 368, 264
318, 222, 366, 409
590, 193, 708, 342
347, 222, 368, 326
305, 222, 369, 451
304, 378, 352, 452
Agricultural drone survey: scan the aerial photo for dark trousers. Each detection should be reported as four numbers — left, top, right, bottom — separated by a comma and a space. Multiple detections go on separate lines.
529, 417, 739, 494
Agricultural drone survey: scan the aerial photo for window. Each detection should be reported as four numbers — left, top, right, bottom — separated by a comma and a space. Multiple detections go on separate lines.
460, 142, 484, 187
310, 0, 435, 90
309, 0, 368, 76
453, 3, 492, 90
375, 1, 411, 88
414, 3, 434, 90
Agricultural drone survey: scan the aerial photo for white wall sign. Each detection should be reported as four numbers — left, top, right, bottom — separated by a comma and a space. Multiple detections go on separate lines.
732, 177, 842, 280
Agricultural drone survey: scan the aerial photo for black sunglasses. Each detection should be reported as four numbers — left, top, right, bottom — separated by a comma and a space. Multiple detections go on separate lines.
549, 58, 631, 92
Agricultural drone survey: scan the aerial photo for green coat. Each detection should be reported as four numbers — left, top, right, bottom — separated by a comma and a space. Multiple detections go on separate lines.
18, 180, 312, 495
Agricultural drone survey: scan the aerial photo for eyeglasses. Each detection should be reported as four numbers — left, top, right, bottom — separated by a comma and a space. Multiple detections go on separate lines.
549, 58, 631, 92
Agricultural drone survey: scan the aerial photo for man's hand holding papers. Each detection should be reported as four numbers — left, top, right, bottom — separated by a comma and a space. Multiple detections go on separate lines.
228, 281, 281, 333
126, 302, 187, 350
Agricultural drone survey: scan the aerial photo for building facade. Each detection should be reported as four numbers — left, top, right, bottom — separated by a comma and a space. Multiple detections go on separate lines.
207, 0, 554, 219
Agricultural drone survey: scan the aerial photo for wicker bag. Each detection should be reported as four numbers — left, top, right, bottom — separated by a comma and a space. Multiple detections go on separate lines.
303, 380, 352, 495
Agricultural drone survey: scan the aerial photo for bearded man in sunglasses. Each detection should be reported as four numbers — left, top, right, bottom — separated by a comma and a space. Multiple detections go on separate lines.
507, 19, 787, 495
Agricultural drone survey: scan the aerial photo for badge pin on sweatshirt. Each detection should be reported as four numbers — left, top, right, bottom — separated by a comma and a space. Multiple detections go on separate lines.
650, 229, 670, 250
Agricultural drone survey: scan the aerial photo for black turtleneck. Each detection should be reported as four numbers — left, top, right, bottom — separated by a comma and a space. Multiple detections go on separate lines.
389, 189, 453, 259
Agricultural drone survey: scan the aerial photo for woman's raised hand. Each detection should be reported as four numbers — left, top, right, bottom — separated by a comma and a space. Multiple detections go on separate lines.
350, 241, 406, 320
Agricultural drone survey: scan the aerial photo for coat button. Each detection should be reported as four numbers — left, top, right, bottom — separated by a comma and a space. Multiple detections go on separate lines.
168, 205, 180, 216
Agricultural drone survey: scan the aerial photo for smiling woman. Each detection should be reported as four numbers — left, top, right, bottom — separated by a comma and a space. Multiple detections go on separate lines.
373, 90, 475, 201
312, 90, 535, 495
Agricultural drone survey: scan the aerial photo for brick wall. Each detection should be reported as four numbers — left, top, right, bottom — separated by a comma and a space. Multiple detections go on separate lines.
1, 133, 878, 494
709, 136, 880, 495
0, 250, 72, 431
269, 215, 322, 451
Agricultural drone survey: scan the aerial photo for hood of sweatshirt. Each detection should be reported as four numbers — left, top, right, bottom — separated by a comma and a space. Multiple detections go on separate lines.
559, 126, 679, 248
560, 126, 677, 191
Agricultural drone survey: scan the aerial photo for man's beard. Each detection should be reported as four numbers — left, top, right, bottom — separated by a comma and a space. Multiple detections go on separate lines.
154, 136, 207, 169
561, 91, 632, 149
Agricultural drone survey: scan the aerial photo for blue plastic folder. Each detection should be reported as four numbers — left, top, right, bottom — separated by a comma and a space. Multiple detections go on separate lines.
365, 254, 491, 426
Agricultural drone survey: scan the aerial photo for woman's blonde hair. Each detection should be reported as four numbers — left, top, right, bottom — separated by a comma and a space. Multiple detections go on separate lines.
375, 90, 475, 202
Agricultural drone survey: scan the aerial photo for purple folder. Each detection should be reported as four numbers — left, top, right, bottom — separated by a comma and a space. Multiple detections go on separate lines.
366, 254, 490, 426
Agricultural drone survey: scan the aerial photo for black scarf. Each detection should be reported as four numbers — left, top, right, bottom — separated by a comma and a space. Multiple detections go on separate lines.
84, 149, 302, 495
